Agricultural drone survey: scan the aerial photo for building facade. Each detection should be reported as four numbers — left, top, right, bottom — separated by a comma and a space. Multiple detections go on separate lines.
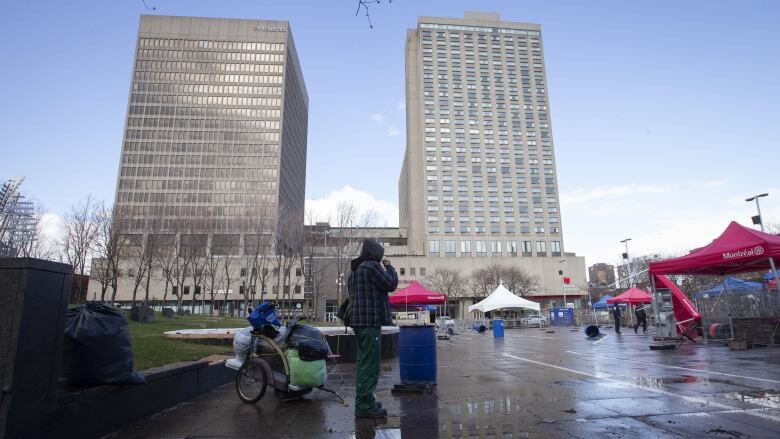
115, 15, 307, 244
88, 15, 308, 312
397, 12, 586, 310
588, 263, 616, 287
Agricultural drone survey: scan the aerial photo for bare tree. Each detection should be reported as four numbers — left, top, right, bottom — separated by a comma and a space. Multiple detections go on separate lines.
468, 268, 493, 300
244, 217, 273, 310
222, 251, 236, 316
426, 268, 465, 315
62, 195, 100, 300
302, 211, 332, 320
328, 201, 376, 304
92, 202, 125, 303
503, 265, 540, 296
152, 234, 176, 308
171, 232, 206, 311
189, 238, 208, 313
203, 247, 223, 314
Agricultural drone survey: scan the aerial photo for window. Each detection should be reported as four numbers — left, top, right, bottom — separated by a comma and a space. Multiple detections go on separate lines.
445, 240, 456, 256
460, 241, 471, 255
551, 241, 561, 255
420, 267, 426, 276
522, 240, 533, 255
491, 241, 502, 254
536, 241, 547, 255
476, 241, 487, 254
429, 240, 440, 255
410, 267, 416, 276
400, 268, 406, 276
506, 240, 517, 255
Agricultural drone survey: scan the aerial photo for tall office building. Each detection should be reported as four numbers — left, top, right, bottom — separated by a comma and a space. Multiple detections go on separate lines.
115, 15, 308, 248
401, 12, 564, 262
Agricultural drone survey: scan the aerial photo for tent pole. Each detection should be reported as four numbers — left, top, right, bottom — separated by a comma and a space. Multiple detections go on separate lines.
724, 276, 734, 340
769, 258, 780, 295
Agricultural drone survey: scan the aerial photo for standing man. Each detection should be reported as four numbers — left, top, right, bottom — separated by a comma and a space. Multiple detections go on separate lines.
613, 303, 622, 334
634, 306, 648, 334
347, 238, 398, 418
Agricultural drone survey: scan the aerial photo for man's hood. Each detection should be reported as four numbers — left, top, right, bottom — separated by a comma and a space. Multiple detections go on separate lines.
350, 238, 385, 271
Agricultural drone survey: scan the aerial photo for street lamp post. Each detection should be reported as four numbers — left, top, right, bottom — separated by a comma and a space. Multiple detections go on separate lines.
746, 193, 779, 293
559, 259, 567, 308
620, 238, 632, 289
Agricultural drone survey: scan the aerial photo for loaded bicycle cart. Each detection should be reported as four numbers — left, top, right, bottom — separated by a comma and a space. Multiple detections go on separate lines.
226, 302, 344, 404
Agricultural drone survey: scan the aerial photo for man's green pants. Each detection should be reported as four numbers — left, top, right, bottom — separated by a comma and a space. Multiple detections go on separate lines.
354, 326, 381, 415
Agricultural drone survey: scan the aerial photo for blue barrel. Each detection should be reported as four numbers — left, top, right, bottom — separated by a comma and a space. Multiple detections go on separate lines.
399, 325, 437, 384
493, 318, 505, 338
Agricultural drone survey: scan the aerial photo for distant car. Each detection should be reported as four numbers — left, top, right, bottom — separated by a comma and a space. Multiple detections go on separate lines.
522, 315, 549, 327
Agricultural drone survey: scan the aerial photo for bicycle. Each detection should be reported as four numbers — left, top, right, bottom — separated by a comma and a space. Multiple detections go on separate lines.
232, 323, 345, 404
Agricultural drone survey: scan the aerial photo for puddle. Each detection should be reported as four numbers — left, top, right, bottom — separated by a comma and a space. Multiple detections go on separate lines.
723, 389, 780, 409
634, 375, 754, 388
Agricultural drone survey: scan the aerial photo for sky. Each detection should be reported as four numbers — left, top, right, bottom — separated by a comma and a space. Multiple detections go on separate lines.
1, 0, 779, 268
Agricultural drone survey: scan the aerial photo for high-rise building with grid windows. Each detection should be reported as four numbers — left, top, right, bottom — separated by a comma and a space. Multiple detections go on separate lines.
115, 15, 308, 249
401, 12, 564, 261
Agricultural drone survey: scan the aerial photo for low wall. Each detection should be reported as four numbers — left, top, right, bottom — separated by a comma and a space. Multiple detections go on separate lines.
41, 361, 235, 439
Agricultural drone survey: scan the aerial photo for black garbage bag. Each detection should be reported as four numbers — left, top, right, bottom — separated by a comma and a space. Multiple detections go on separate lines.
285, 322, 329, 361
62, 303, 146, 386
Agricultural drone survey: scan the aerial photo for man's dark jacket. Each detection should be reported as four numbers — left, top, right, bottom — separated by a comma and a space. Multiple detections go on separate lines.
347, 239, 398, 327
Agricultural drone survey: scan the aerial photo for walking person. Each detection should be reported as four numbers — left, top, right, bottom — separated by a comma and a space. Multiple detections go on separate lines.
345, 238, 398, 418
613, 303, 622, 334
634, 306, 648, 334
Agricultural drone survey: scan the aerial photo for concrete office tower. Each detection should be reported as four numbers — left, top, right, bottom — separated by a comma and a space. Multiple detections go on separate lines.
115, 15, 308, 250
401, 12, 565, 261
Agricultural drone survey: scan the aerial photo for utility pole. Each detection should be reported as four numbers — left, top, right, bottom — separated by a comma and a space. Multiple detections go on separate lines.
620, 238, 632, 289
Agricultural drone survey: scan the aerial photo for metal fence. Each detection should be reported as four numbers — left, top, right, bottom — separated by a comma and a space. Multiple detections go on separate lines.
695, 284, 780, 329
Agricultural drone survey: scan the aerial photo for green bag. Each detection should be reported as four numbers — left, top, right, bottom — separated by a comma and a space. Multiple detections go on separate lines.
286, 348, 326, 387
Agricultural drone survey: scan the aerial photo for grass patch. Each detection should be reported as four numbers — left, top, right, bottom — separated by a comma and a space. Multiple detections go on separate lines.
128, 312, 247, 371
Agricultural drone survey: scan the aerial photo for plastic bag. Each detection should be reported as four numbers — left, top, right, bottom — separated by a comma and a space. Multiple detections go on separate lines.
286, 349, 326, 387
233, 327, 253, 360
285, 323, 329, 360
62, 303, 146, 386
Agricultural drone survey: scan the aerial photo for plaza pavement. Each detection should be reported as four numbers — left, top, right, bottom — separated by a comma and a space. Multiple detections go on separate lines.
106, 326, 780, 438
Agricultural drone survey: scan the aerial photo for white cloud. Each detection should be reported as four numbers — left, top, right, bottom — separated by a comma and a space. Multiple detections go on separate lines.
305, 186, 399, 227
692, 179, 726, 189
370, 113, 384, 122
397, 100, 405, 111
560, 184, 671, 207
39, 212, 64, 244
386, 125, 400, 137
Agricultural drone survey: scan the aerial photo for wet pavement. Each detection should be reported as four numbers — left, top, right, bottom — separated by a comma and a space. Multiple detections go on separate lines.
107, 327, 780, 438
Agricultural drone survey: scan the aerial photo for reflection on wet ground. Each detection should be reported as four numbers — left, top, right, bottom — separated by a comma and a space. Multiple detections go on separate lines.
110, 328, 780, 438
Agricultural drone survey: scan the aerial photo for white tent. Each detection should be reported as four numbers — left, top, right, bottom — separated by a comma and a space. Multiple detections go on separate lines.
468, 284, 540, 313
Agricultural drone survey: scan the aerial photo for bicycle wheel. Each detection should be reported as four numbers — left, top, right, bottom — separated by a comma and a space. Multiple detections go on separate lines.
235, 358, 267, 403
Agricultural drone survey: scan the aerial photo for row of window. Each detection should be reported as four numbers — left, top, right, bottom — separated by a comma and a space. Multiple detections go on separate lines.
117, 190, 277, 205
119, 166, 275, 179
127, 117, 281, 131
124, 129, 280, 142
116, 205, 275, 220
138, 48, 283, 62
134, 70, 283, 84
128, 105, 282, 119
135, 60, 283, 73
121, 153, 279, 167
130, 93, 282, 108
132, 82, 282, 96
427, 226, 560, 234
118, 178, 273, 192
419, 23, 541, 38
122, 142, 279, 155
428, 239, 560, 255
138, 38, 284, 53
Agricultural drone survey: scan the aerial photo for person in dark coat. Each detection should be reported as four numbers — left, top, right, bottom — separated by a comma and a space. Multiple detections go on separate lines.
634, 306, 648, 333
613, 303, 622, 334
346, 238, 398, 418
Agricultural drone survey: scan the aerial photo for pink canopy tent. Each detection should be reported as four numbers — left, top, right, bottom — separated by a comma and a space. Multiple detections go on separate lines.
649, 221, 780, 276
607, 288, 652, 305
648, 221, 780, 335
389, 281, 447, 306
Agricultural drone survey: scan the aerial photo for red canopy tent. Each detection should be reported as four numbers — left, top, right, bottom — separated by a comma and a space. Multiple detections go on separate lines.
607, 288, 652, 305
649, 221, 780, 276
389, 281, 447, 306
648, 221, 780, 334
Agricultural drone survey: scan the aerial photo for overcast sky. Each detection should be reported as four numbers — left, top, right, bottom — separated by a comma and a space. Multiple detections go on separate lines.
2, 0, 778, 268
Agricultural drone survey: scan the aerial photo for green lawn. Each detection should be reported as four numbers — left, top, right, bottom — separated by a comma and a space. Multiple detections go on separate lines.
128, 313, 247, 371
